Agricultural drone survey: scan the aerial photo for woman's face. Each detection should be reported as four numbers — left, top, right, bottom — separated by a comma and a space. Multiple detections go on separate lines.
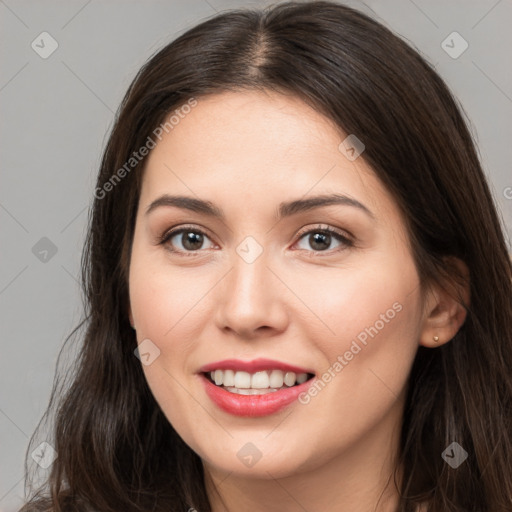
128, 90, 427, 480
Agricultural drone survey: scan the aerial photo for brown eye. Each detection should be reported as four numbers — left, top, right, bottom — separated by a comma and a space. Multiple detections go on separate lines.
294, 226, 353, 253
159, 226, 215, 255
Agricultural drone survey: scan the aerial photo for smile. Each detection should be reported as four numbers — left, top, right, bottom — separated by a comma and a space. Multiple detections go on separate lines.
205, 369, 312, 394
199, 359, 316, 417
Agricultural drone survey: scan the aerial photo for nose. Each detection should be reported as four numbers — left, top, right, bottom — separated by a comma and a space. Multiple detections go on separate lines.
213, 247, 289, 340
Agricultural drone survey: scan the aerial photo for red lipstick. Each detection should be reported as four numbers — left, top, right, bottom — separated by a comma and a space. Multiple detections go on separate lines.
198, 358, 315, 417
199, 358, 313, 375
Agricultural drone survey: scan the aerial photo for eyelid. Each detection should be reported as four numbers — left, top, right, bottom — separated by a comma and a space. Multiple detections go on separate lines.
294, 224, 354, 243
158, 224, 216, 247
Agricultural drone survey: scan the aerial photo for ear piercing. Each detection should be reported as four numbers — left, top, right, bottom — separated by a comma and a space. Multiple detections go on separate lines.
433, 335, 439, 342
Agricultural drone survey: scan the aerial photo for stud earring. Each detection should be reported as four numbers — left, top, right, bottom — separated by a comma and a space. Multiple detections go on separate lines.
433, 335, 439, 342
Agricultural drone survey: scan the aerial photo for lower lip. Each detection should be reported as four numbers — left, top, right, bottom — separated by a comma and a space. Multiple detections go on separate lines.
200, 374, 314, 417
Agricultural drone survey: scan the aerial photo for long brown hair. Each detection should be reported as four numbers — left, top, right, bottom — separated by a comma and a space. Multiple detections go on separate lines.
21, 1, 512, 511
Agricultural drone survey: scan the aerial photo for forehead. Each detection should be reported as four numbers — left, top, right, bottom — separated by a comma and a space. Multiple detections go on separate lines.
139, 90, 395, 224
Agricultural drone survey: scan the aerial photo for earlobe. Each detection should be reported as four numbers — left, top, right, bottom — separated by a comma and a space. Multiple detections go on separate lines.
419, 257, 470, 348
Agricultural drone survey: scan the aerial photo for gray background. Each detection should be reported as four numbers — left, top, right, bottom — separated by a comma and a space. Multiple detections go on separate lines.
1, 0, 511, 510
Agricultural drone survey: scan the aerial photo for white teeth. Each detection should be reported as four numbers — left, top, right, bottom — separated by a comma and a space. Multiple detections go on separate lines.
225, 387, 280, 395
223, 369, 235, 387
269, 370, 284, 388
251, 371, 270, 389
207, 369, 310, 390
234, 371, 251, 389
284, 371, 296, 387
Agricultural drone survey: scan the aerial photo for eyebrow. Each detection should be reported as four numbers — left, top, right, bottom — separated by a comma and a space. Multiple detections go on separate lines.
145, 193, 375, 221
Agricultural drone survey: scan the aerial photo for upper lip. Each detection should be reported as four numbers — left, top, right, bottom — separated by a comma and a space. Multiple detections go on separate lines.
199, 358, 314, 375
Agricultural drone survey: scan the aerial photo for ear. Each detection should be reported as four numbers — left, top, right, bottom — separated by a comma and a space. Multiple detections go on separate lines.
419, 257, 470, 348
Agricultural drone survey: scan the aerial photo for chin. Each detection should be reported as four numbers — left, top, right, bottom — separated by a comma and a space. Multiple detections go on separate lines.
197, 439, 317, 480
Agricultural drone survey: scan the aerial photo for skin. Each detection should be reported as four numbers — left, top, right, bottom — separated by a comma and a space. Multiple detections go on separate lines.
128, 90, 468, 512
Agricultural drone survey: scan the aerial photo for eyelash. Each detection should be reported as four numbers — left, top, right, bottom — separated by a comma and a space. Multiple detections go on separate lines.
157, 224, 354, 257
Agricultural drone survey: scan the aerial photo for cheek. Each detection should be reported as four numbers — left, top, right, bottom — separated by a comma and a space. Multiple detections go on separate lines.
128, 246, 215, 400
290, 236, 420, 365
129, 250, 207, 343
129, 253, 209, 441
289, 251, 421, 350
299, 255, 423, 420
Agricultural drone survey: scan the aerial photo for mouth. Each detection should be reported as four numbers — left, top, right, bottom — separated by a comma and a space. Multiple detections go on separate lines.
203, 369, 315, 395
198, 359, 316, 417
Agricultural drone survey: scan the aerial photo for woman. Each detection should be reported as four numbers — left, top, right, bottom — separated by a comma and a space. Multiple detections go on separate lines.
21, 1, 512, 511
